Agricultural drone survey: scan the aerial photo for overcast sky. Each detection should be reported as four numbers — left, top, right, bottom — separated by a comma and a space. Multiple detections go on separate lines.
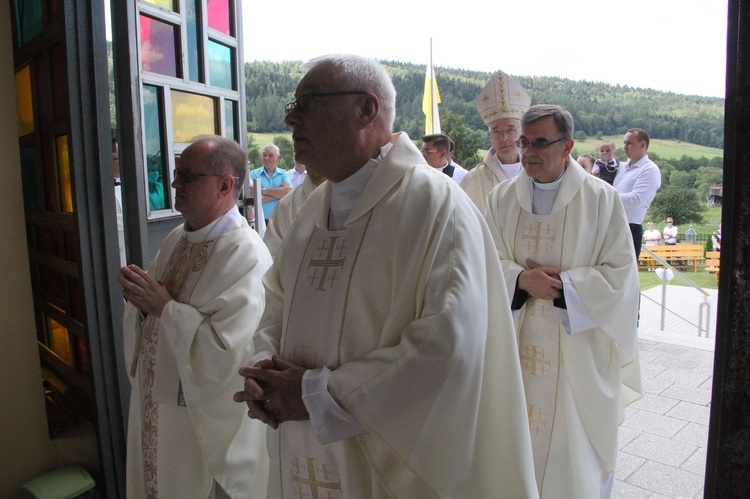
242, 0, 728, 98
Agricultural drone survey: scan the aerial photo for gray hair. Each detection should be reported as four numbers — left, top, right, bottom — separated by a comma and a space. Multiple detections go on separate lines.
521, 104, 574, 139
191, 134, 247, 197
299, 54, 397, 130
261, 143, 280, 155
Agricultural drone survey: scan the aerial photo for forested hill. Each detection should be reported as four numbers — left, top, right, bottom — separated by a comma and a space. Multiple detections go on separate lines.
245, 60, 725, 149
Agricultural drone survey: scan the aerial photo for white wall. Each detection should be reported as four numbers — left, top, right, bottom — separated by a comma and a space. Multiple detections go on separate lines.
0, 9, 98, 497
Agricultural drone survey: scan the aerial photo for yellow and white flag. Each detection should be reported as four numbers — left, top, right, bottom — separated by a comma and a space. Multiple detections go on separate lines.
422, 59, 441, 135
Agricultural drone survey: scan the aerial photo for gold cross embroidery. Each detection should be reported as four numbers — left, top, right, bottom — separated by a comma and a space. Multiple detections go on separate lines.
527, 403, 547, 436
291, 457, 342, 497
521, 344, 552, 375
522, 221, 556, 255
308, 236, 346, 291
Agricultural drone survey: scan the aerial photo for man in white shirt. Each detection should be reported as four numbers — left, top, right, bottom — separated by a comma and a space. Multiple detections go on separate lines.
485, 105, 641, 498
663, 217, 678, 245
613, 128, 662, 259
234, 53, 538, 498
420, 132, 468, 184
462, 69, 531, 214
288, 157, 307, 189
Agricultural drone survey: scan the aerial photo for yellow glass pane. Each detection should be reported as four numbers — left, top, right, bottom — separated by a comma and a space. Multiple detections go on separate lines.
142, 0, 176, 11
56, 135, 73, 213
15, 66, 34, 136
47, 317, 73, 367
171, 90, 216, 143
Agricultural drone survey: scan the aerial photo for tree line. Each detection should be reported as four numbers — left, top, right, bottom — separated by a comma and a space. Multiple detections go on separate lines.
245, 60, 724, 149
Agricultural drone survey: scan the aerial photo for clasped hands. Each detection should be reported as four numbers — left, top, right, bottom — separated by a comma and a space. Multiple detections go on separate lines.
234, 355, 309, 429
118, 264, 173, 317
518, 258, 564, 301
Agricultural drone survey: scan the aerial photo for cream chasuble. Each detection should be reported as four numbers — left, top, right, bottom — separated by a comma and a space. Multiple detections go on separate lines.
461, 148, 521, 215
125, 207, 271, 499
485, 160, 642, 499
255, 133, 538, 498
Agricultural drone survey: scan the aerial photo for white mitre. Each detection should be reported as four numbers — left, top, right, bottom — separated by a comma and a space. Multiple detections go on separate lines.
475, 70, 531, 125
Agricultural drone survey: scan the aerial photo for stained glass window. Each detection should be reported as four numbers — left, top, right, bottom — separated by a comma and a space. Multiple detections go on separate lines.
185, 0, 202, 82
143, 85, 168, 211
47, 316, 73, 367
56, 135, 73, 213
13, 0, 43, 46
207, 0, 231, 35
208, 41, 234, 90
171, 90, 217, 143
139, 15, 179, 78
15, 66, 34, 136
143, 0, 177, 11
224, 100, 237, 141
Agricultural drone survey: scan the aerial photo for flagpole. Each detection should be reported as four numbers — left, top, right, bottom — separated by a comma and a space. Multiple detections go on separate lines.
429, 38, 434, 133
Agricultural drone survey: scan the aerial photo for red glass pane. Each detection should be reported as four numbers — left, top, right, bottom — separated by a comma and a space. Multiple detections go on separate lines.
207, 0, 231, 35
69, 277, 85, 322
40, 266, 65, 300
51, 44, 69, 122
37, 226, 60, 256
64, 231, 78, 264
139, 15, 179, 77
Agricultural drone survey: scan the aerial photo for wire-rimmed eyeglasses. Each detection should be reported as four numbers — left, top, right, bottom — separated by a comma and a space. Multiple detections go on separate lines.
515, 137, 568, 151
285, 91, 368, 114
490, 127, 520, 139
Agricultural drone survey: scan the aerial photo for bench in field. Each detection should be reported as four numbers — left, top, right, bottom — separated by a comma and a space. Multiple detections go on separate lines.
639, 244, 705, 272
705, 250, 721, 284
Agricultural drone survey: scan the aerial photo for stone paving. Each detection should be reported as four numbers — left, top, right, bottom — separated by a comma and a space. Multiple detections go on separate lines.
613, 285, 717, 498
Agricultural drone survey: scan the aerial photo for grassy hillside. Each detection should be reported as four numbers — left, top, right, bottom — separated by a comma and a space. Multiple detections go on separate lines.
573, 135, 723, 160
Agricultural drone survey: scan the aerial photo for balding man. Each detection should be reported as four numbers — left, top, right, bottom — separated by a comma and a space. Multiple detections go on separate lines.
234, 54, 537, 498
119, 135, 271, 498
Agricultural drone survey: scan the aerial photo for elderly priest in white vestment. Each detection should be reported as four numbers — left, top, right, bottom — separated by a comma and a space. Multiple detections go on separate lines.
485, 105, 642, 498
461, 69, 531, 215
119, 135, 271, 498
233, 54, 539, 498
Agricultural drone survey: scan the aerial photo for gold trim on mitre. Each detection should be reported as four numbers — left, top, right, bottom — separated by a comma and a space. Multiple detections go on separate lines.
475, 70, 531, 125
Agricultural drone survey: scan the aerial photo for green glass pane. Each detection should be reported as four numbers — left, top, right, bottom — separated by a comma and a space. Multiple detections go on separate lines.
139, 15, 179, 78
171, 90, 216, 143
208, 41, 234, 90
185, 0, 202, 82
224, 100, 236, 141
20, 145, 40, 210
143, 85, 168, 211
14, 0, 43, 46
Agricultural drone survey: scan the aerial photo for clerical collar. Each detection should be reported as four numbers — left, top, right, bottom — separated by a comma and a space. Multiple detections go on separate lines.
533, 166, 566, 186
493, 150, 522, 177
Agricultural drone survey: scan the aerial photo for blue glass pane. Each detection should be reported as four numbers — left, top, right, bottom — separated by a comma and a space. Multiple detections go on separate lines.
185, 0, 202, 82
14, 0, 43, 46
208, 41, 234, 90
143, 85, 168, 211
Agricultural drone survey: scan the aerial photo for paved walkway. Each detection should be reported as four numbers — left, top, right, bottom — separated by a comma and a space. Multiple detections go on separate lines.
614, 284, 717, 498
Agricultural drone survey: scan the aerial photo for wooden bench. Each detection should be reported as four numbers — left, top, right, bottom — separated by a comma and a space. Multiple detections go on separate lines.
705, 250, 721, 283
639, 244, 705, 272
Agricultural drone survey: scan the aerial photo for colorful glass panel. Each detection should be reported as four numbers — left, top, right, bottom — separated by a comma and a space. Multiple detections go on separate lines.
15, 66, 34, 136
207, 0, 231, 35
143, 85, 168, 211
20, 146, 40, 210
171, 90, 216, 142
224, 100, 237, 141
40, 266, 65, 300
47, 317, 73, 367
51, 44, 69, 122
139, 15, 179, 78
36, 226, 60, 257
69, 277, 84, 322
13, 0, 43, 46
186, 0, 202, 82
208, 41, 234, 90
56, 135, 73, 213
142, 0, 177, 11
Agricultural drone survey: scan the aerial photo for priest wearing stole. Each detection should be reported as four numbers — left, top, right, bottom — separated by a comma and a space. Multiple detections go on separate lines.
119, 136, 271, 498
234, 54, 538, 498
485, 105, 642, 498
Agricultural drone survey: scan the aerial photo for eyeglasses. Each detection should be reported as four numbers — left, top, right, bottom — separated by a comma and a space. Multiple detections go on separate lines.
285, 91, 368, 114
490, 127, 520, 139
173, 169, 237, 183
420, 148, 440, 154
515, 137, 568, 151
